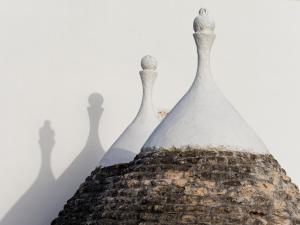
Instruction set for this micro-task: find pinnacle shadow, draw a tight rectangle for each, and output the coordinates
[0,93,106,225]
[54,93,105,211]
[0,120,57,225]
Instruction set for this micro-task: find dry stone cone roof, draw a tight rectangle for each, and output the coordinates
[100,56,160,167]
[51,9,300,225]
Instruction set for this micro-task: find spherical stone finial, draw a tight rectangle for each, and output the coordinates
[141,55,157,70]
[193,8,215,33]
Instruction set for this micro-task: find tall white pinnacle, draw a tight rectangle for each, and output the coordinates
[143,9,269,154]
[100,55,161,167]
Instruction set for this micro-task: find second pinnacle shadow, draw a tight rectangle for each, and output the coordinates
[0,93,106,225]
[55,93,106,211]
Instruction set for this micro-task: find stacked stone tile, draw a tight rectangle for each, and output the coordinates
[52,148,300,225]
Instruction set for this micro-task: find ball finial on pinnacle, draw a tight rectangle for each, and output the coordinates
[193,8,215,33]
[141,55,157,70]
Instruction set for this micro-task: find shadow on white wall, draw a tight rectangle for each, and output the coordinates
[0,93,105,225]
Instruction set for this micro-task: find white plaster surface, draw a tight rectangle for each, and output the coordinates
[143,10,269,154]
[100,56,160,166]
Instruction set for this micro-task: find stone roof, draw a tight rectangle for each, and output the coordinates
[50,9,300,225]
[52,148,300,225]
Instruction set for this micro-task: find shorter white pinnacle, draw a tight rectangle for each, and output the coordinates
[99,55,160,167]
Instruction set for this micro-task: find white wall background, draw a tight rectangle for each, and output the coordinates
[0,0,300,223]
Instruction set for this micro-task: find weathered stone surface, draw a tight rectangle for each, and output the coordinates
[51,148,300,225]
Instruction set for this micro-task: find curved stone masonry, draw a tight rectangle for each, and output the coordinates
[52,148,300,225]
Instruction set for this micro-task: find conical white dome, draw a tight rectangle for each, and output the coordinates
[143,9,269,154]
[100,55,161,167]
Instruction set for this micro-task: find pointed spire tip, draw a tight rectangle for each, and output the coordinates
[199,8,208,16]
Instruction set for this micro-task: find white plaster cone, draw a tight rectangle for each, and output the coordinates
[143,9,269,154]
[100,55,161,167]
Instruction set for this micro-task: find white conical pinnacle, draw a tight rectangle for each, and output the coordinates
[143,9,269,154]
[137,55,158,120]
[100,55,161,167]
